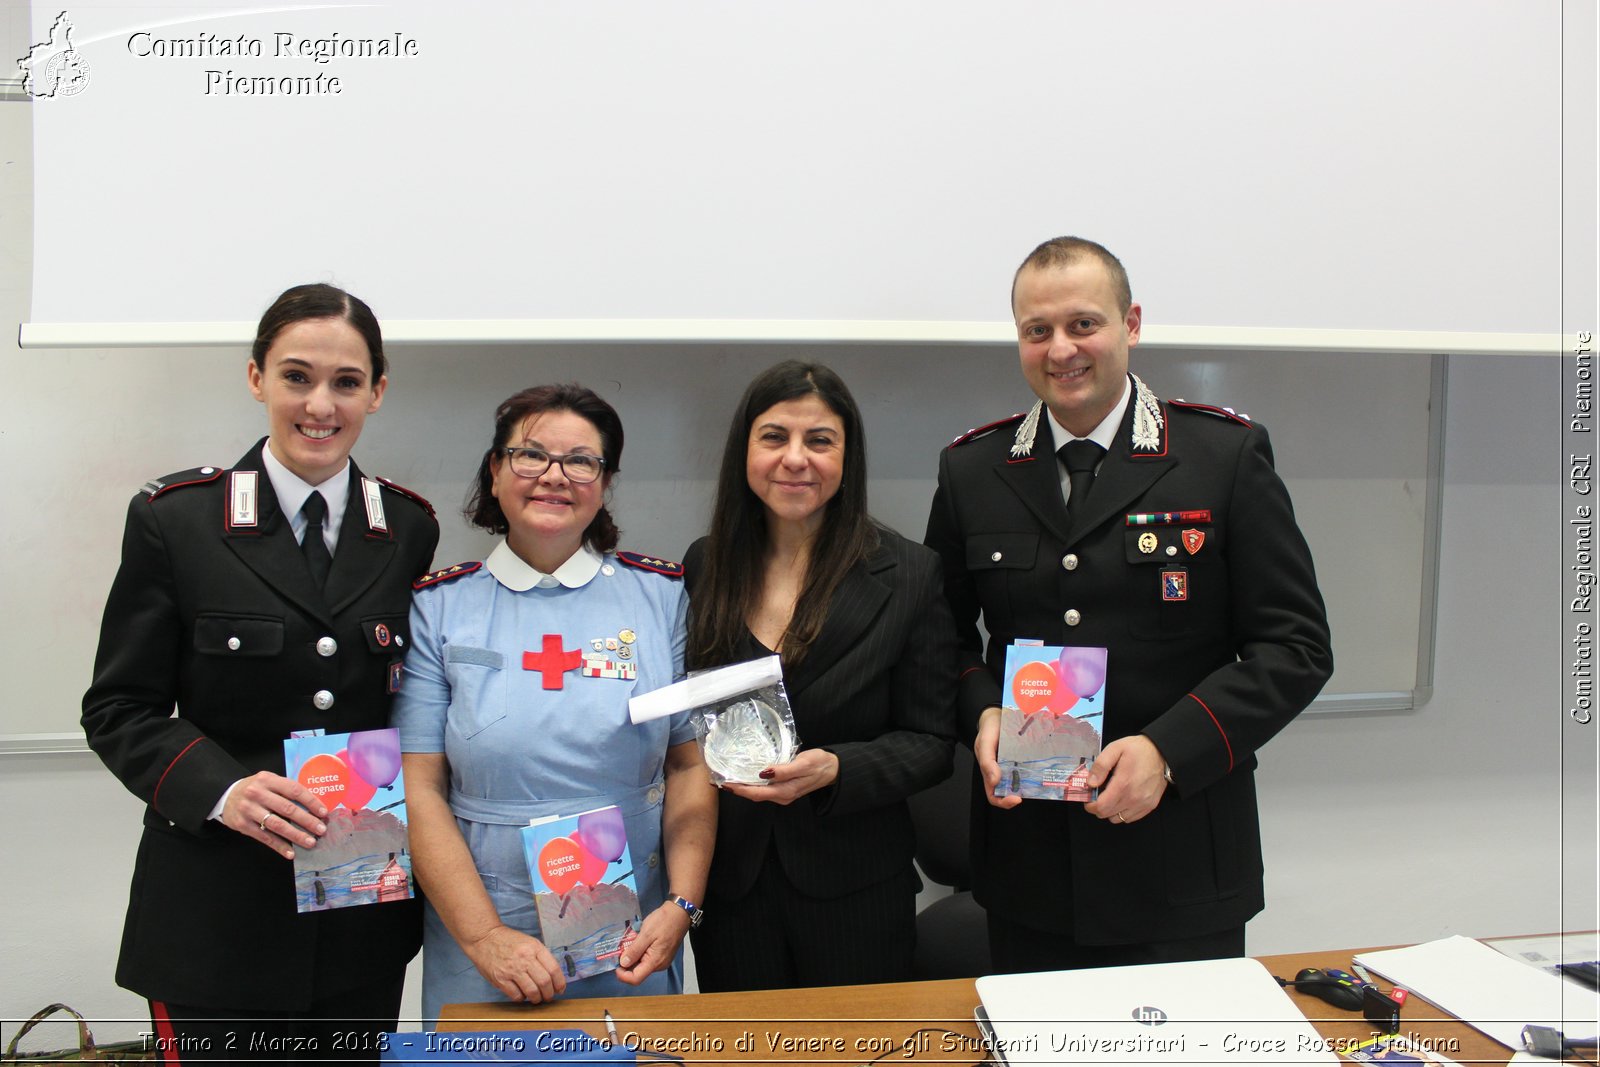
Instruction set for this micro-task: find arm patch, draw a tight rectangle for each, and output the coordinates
[376,475,437,519]
[142,466,223,499]
[413,561,483,589]
[1169,399,1252,426]
[617,551,684,578]
[948,411,1027,448]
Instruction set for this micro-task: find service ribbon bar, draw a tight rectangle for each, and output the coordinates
[1125,510,1213,526]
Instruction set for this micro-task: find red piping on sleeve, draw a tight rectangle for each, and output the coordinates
[152,737,206,814]
[958,666,987,681]
[1186,692,1234,771]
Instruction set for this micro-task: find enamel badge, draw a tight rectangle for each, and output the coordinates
[1162,570,1188,602]
[1182,529,1205,555]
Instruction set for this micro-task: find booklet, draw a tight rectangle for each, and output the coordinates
[993,642,1107,802]
[282,727,412,912]
[1344,1032,1463,1066]
[520,805,642,981]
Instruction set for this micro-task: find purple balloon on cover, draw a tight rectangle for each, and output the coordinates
[347,730,402,788]
[577,807,628,864]
[1058,647,1107,699]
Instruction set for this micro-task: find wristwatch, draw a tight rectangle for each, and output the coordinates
[668,893,704,929]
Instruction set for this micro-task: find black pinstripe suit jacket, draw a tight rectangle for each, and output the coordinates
[684,527,958,900]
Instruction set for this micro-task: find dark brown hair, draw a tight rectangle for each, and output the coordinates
[1012,236,1133,315]
[251,283,385,378]
[687,361,879,670]
[463,383,623,553]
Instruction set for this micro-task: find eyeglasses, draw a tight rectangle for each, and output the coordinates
[499,446,606,484]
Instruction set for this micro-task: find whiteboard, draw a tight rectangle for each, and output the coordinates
[23,0,1561,339]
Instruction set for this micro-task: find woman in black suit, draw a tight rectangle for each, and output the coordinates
[81,284,438,1061]
[684,360,957,991]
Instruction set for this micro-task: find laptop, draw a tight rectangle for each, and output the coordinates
[974,957,1339,1066]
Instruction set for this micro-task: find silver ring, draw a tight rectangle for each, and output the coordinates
[259,813,271,832]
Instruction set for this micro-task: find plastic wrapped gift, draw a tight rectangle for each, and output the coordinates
[629,654,799,785]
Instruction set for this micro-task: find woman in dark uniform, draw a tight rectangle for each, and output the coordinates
[81,284,438,1062]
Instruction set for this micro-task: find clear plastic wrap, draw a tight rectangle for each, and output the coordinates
[628,654,800,786]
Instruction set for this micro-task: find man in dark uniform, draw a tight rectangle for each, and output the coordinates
[923,236,1333,972]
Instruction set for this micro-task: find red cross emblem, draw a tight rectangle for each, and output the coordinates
[522,633,582,689]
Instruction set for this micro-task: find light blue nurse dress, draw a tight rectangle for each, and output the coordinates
[394,541,693,1024]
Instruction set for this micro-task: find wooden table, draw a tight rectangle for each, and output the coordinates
[438,948,1516,1064]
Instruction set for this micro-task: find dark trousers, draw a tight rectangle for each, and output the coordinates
[691,849,919,992]
[985,909,1245,975]
[149,973,404,1065]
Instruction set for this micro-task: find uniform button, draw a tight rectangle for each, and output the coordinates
[227,636,241,651]
[1166,545,1178,557]
[200,467,215,475]
[394,634,405,647]
[1064,609,1082,626]
[316,636,338,657]
[312,689,335,711]
[1062,554,1079,571]
[646,786,662,805]
[990,551,1003,562]
[602,564,616,577]
[647,851,659,868]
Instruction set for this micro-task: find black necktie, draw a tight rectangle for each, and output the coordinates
[1058,439,1106,522]
[300,491,333,588]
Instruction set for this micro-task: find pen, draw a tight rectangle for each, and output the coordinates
[603,1009,619,1047]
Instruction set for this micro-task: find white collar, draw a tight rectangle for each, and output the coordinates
[485,540,604,591]
[260,444,350,542]
[1046,374,1133,454]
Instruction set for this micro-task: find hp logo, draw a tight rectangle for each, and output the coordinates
[1132,1006,1169,1026]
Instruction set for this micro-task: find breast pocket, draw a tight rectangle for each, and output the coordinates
[1124,525,1215,639]
[965,533,1039,621]
[443,645,507,740]
[194,613,284,658]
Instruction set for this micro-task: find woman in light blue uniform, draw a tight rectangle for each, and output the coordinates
[396,384,716,1024]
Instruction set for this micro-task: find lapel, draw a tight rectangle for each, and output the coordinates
[781,548,893,699]
[222,442,335,628]
[993,444,1073,544]
[1067,394,1180,545]
[325,460,398,616]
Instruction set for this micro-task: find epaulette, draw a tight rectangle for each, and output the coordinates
[413,561,482,590]
[948,412,1027,448]
[1170,399,1252,426]
[617,551,684,579]
[375,475,437,519]
[141,465,223,500]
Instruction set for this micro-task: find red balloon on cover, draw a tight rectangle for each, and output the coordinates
[333,749,378,810]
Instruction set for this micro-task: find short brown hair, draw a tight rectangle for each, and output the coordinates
[1012,236,1133,315]
[463,383,623,553]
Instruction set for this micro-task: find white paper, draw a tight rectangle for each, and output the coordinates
[627,655,783,724]
[1354,936,1600,1051]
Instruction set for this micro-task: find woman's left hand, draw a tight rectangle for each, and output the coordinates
[614,900,693,985]
[720,748,839,806]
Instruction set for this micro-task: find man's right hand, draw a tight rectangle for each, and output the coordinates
[975,706,1023,809]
